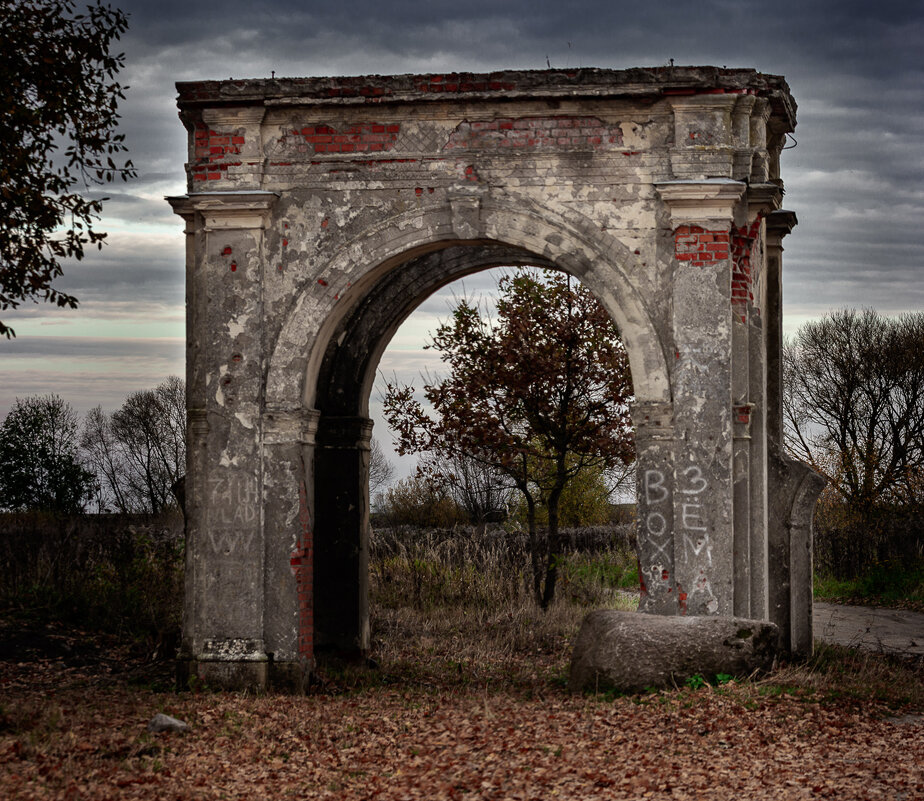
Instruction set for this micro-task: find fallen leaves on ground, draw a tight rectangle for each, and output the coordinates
[1,646,922,800]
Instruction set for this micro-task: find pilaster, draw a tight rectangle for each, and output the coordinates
[168,192,279,686]
[657,180,745,616]
[261,407,320,689]
[764,209,798,447]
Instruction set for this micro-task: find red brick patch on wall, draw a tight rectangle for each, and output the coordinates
[194,123,243,162]
[445,116,623,150]
[731,218,762,306]
[291,481,314,662]
[189,122,246,181]
[284,123,401,154]
[673,225,731,266]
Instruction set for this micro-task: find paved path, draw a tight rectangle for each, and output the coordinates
[814,602,924,657]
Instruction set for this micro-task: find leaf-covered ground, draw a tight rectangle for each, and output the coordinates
[1,615,922,800]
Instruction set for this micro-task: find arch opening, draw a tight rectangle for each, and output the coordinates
[266,191,673,413]
[310,243,639,659]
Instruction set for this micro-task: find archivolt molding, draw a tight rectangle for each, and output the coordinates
[266,187,672,410]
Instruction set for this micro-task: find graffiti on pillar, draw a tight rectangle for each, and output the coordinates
[643,469,671,562]
[208,475,259,527]
[207,528,255,555]
[676,464,720,614]
[639,468,673,600]
[679,465,711,566]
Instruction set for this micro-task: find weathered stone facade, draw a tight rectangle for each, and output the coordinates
[168,67,822,691]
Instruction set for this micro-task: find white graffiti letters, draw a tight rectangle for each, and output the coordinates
[646,511,666,537]
[681,503,707,531]
[644,470,668,504]
[678,464,711,565]
[207,527,255,555]
[208,474,259,530]
[680,465,708,495]
[639,462,715,569]
[641,470,672,572]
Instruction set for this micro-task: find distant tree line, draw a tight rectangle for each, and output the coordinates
[784,308,924,578]
[0,376,185,515]
[5,301,918,593]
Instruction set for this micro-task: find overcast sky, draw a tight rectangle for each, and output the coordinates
[2,0,922,477]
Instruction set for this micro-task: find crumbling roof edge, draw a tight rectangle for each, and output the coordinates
[175,66,796,130]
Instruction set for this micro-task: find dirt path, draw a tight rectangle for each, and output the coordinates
[814,602,924,657]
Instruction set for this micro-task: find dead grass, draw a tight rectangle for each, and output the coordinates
[361,526,924,713]
[361,524,639,692]
[756,641,924,711]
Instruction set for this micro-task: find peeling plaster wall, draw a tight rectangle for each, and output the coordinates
[169,67,818,690]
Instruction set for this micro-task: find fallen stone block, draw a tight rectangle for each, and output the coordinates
[569,610,779,694]
[147,713,190,733]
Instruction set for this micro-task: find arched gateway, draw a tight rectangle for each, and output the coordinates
[168,67,823,691]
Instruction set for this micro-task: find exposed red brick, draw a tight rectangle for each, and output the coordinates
[674,225,733,269]
[734,405,752,424]
[291,481,315,661]
[731,217,763,305]
[282,122,400,154]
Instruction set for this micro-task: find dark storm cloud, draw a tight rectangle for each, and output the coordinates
[29,1,924,322]
[5,0,922,442]
[1,336,183,360]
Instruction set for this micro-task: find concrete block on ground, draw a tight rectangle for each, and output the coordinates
[568,609,779,694]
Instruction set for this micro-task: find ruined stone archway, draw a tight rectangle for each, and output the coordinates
[169,67,823,691]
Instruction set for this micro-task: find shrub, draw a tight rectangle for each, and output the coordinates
[0,511,184,654]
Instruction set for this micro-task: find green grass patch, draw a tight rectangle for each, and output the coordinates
[814,559,924,610]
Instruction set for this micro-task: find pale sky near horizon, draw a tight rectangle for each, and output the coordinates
[2,0,922,480]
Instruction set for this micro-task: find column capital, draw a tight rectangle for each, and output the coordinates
[263,407,320,445]
[316,416,374,450]
[632,400,674,441]
[167,191,279,230]
[746,183,783,222]
[655,179,746,228]
[765,209,798,242]
[166,195,197,229]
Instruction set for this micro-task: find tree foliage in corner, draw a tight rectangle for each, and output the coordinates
[384,268,635,607]
[0,394,94,513]
[0,0,135,338]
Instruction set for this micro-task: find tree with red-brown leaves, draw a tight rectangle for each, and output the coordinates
[384,268,634,607]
